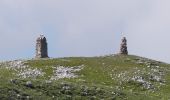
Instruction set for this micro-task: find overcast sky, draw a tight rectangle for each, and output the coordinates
[0,0,170,63]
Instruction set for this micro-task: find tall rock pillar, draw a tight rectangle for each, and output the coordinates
[120,37,128,55]
[35,35,48,58]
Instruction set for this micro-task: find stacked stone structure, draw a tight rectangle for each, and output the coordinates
[35,35,48,58]
[120,37,128,55]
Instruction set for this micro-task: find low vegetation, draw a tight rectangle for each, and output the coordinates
[0,55,170,100]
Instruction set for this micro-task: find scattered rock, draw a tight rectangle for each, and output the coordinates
[50,65,84,80]
[18,68,44,78]
[25,81,34,88]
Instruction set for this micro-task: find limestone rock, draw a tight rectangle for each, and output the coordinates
[120,37,128,55]
[35,35,48,58]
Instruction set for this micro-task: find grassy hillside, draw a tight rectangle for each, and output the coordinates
[0,55,170,100]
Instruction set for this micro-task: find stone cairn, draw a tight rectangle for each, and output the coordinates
[120,37,128,55]
[35,35,48,58]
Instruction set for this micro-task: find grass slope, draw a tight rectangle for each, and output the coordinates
[0,55,170,100]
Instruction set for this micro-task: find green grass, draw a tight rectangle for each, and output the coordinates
[0,55,170,99]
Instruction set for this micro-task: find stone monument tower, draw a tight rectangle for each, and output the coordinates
[35,35,48,58]
[120,37,128,55]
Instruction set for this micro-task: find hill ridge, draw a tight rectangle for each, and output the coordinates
[0,55,170,99]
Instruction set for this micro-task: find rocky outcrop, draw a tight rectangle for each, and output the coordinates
[120,37,128,55]
[35,35,48,58]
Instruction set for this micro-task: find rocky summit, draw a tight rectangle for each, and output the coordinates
[0,55,170,100]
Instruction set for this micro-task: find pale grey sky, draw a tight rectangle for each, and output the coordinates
[0,0,170,63]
